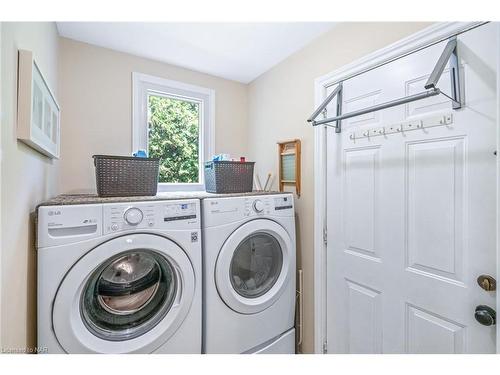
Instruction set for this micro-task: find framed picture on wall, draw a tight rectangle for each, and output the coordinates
[17,49,60,159]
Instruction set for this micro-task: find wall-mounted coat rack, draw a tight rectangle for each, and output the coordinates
[307,37,462,133]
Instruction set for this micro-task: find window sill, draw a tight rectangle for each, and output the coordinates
[157,183,205,192]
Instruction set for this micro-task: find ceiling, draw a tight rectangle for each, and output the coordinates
[56,22,336,83]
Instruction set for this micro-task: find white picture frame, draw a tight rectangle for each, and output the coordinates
[17,49,60,159]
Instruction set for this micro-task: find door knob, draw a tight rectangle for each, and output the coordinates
[477,275,496,291]
[474,305,496,326]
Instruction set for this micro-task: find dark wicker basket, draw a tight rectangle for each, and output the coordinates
[204,161,255,193]
[93,155,159,197]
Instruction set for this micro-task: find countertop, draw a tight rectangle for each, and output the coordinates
[37,190,287,207]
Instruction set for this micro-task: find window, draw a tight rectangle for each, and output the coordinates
[133,73,214,191]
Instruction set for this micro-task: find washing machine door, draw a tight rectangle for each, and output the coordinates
[53,233,195,353]
[215,219,293,314]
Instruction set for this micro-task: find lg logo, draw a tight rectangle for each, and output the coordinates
[48,210,61,216]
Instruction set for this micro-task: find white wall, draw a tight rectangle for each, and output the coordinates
[0,22,59,351]
[247,22,433,353]
[58,38,248,193]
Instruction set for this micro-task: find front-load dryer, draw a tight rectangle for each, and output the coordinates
[202,193,296,353]
[37,199,201,353]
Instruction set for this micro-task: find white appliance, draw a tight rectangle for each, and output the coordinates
[202,193,296,353]
[37,199,202,353]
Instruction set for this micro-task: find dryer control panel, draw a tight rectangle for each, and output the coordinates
[274,196,293,211]
[203,194,294,227]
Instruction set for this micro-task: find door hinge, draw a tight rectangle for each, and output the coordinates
[323,227,327,245]
[322,341,328,354]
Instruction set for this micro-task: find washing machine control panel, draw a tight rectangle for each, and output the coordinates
[163,202,197,222]
[103,200,199,234]
[37,204,103,248]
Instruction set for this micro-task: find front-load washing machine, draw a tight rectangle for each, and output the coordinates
[37,199,201,353]
[202,193,296,353]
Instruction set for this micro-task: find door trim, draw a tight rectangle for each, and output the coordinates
[496,22,500,355]
[313,21,492,354]
[0,21,3,349]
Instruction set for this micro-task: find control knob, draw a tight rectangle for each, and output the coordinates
[253,199,264,213]
[124,207,143,225]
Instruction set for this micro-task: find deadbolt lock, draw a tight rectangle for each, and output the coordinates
[475,305,496,326]
[477,275,496,291]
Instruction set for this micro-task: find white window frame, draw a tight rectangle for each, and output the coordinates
[132,72,215,192]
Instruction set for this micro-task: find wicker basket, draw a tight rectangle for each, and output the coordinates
[204,161,255,193]
[93,155,159,197]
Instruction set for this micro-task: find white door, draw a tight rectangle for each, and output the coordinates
[326,23,498,354]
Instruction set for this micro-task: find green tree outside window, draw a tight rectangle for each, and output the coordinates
[147,94,200,183]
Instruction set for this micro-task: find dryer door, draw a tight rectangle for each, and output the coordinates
[215,219,293,314]
[53,233,195,353]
